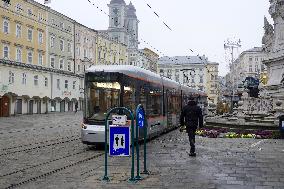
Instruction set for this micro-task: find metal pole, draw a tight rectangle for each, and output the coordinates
[135,105,142,180]
[129,111,136,182]
[103,113,110,182]
[142,116,150,175]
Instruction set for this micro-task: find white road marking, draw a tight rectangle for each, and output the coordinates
[250,139,266,148]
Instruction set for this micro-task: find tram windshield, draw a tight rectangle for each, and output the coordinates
[86,82,120,122]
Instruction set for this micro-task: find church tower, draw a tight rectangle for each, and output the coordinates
[125,2,139,49]
[108,0,128,45]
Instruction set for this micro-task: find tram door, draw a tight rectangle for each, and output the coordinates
[165,90,173,128]
[0,96,9,117]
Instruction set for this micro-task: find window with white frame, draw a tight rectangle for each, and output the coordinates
[16,24,21,38]
[89,49,92,59]
[27,50,33,64]
[22,73,27,85]
[59,59,64,70]
[67,42,71,53]
[27,8,32,17]
[50,56,55,68]
[255,65,259,72]
[60,39,64,51]
[16,47,22,62]
[67,61,71,71]
[67,26,71,32]
[199,76,203,83]
[50,36,55,47]
[73,81,76,89]
[84,49,87,58]
[249,65,253,72]
[38,12,42,21]
[9,71,14,84]
[51,19,55,25]
[65,80,68,89]
[15,3,22,12]
[44,77,48,87]
[3,20,9,34]
[38,32,43,44]
[57,79,60,89]
[3,45,9,58]
[76,47,80,56]
[38,52,43,65]
[60,22,64,29]
[27,28,33,41]
[34,75,38,86]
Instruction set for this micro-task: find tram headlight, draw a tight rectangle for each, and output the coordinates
[81,123,87,129]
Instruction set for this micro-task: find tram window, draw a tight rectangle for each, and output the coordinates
[139,87,147,112]
[146,85,163,117]
[86,82,120,121]
[123,83,135,112]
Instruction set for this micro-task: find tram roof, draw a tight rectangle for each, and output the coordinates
[87,65,163,83]
[86,65,206,96]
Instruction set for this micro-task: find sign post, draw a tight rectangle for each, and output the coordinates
[135,104,150,178]
[102,107,136,182]
[135,104,144,180]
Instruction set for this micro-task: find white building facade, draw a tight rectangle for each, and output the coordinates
[158,56,219,103]
[229,47,267,90]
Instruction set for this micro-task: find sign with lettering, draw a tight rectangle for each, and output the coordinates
[112,115,127,125]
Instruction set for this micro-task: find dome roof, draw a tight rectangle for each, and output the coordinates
[110,0,126,5]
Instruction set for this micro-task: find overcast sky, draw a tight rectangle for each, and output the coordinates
[35,0,271,76]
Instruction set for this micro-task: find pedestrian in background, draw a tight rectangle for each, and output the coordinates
[180,97,203,156]
[75,102,78,113]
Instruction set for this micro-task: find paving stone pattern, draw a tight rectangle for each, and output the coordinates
[0,113,284,189]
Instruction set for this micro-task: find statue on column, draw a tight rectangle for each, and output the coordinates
[262,16,274,53]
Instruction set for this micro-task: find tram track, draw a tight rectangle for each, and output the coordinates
[4,152,105,189]
[0,148,91,178]
[0,135,81,157]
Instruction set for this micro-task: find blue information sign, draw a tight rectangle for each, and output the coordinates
[109,125,130,156]
[137,108,145,128]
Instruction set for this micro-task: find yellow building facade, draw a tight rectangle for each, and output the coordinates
[205,62,219,104]
[96,33,128,65]
[0,0,47,66]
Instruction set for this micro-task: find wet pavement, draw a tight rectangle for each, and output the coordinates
[0,113,284,189]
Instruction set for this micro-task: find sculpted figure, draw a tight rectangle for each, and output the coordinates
[262,17,274,52]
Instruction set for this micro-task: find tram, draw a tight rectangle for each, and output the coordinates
[81,65,207,146]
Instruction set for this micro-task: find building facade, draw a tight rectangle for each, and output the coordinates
[229,47,268,91]
[75,23,97,73]
[158,56,219,104]
[0,0,83,117]
[96,32,128,66]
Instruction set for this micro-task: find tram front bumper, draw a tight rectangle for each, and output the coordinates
[81,125,105,144]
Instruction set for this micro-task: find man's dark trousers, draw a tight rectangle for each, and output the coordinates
[188,128,196,153]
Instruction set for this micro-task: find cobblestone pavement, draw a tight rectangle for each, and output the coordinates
[0,113,284,189]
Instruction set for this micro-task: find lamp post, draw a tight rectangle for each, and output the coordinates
[224,39,241,113]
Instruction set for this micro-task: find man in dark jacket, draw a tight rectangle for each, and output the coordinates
[180,97,203,156]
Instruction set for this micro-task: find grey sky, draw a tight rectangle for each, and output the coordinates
[36,0,271,76]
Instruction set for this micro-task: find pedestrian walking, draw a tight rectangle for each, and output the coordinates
[180,97,203,157]
[75,102,78,113]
